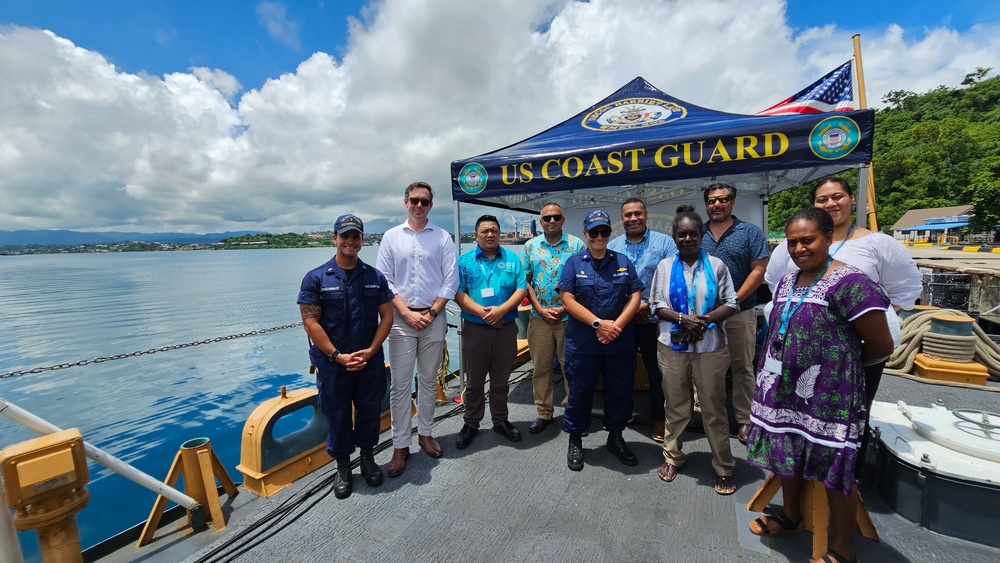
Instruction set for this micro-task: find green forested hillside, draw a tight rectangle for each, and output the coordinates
[767,70,1000,233]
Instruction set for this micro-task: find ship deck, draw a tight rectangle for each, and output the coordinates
[96,359,1000,563]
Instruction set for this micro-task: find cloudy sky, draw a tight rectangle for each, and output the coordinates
[1,0,997,234]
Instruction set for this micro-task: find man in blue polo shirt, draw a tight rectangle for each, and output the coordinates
[701,182,769,444]
[454,214,528,450]
[297,214,394,500]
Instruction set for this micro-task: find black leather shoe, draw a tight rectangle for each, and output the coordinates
[333,457,353,499]
[456,424,478,449]
[359,449,382,487]
[493,420,522,442]
[567,434,584,471]
[529,417,553,434]
[606,431,638,466]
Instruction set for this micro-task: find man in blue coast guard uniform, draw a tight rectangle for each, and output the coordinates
[297,214,394,500]
[558,210,643,471]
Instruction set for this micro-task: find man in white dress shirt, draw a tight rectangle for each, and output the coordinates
[375,181,459,478]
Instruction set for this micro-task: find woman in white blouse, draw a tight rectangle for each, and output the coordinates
[765,177,921,474]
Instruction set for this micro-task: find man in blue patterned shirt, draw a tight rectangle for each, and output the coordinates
[701,182,769,445]
[608,197,677,442]
[521,202,585,433]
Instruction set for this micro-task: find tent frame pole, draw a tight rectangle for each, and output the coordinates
[853,34,879,231]
[453,201,465,396]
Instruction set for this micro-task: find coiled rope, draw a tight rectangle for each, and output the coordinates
[885,308,1000,389]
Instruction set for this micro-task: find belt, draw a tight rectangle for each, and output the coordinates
[409,307,430,312]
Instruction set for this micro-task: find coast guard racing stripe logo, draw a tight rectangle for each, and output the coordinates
[458,162,488,195]
[809,116,860,160]
[582,97,687,131]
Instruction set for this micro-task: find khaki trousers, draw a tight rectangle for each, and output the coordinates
[725,308,757,425]
[526,317,569,420]
[657,343,735,476]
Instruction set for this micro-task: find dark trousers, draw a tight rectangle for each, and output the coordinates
[856,359,887,478]
[563,348,636,434]
[316,351,387,459]
[462,320,518,428]
[635,322,665,421]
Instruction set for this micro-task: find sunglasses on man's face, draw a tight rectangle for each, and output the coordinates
[541,214,563,222]
[409,197,432,207]
[587,227,612,239]
[706,195,733,205]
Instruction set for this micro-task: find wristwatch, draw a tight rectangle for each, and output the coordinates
[591,318,601,329]
[327,350,340,363]
[428,308,438,318]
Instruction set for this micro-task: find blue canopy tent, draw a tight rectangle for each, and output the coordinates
[450,77,874,231]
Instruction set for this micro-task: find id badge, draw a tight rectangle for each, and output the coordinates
[763,354,782,375]
[481,287,495,298]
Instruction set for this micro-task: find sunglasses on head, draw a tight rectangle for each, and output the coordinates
[587,227,612,239]
[409,197,432,207]
[706,195,733,205]
[541,214,563,222]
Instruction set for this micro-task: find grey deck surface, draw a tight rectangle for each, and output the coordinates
[105,363,1000,563]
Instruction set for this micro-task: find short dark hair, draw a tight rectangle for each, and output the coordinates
[786,207,834,234]
[405,181,434,200]
[672,204,705,237]
[475,214,500,231]
[621,197,646,211]
[809,177,852,202]
[703,182,736,202]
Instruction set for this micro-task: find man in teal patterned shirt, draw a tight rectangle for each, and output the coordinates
[520,202,585,433]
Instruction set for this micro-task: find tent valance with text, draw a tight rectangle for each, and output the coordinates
[451,77,873,208]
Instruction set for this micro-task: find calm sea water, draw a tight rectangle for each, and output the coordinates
[0,245,487,560]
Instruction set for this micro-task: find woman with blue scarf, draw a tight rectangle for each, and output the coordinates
[650,204,740,495]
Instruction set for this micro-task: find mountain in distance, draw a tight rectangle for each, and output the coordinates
[0,229,266,246]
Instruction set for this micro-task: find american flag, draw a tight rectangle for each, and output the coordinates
[757,61,857,116]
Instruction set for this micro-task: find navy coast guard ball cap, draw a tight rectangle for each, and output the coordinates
[583,209,612,230]
[335,214,364,235]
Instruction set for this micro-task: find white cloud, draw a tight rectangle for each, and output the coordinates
[0,0,998,233]
[256,1,302,50]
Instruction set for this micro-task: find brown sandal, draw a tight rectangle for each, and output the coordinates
[714,475,736,495]
[657,462,679,482]
[749,511,802,535]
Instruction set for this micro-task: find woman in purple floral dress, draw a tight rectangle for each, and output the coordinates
[746,208,892,563]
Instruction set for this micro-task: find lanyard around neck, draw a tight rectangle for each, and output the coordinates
[830,223,854,257]
[778,257,831,338]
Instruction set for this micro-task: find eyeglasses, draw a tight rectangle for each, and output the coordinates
[408,197,432,207]
[706,195,733,205]
[587,227,612,239]
[541,214,563,222]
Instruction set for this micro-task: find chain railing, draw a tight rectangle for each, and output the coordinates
[0,322,303,381]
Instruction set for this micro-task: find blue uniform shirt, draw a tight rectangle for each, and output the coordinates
[701,216,769,311]
[557,249,643,355]
[297,258,394,367]
[608,228,677,321]
[457,245,528,325]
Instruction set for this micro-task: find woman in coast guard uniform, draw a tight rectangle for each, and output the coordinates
[558,210,643,471]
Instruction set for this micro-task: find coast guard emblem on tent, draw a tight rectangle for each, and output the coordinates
[809,116,860,160]
[582,97,687,131]
[458,162,488,195]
